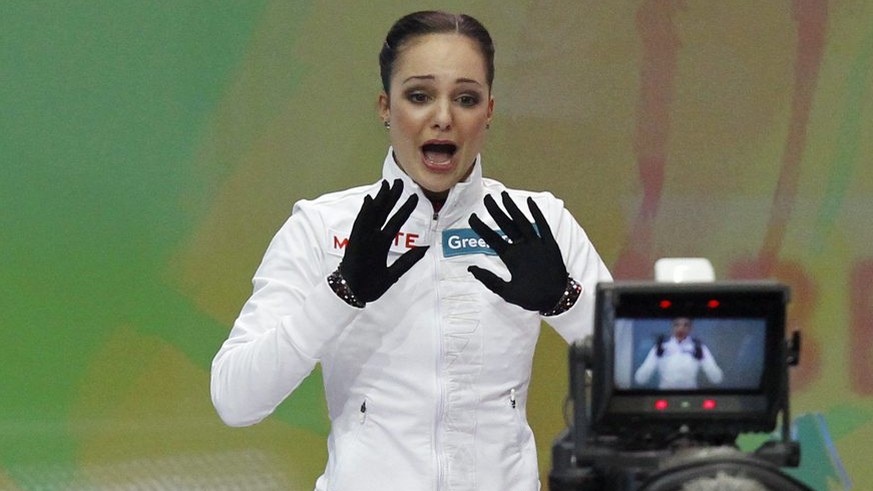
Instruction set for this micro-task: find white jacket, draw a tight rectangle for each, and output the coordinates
[211,150,612,491]
[634,337,724,389]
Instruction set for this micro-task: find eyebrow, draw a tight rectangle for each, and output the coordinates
[401,75,483,86]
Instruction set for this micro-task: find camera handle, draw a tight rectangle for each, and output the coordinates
[756,330,802,467]
[570,336,593,463]
[550,336,619,490]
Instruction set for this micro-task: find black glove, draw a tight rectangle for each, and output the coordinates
[339,179,429,304]
[467,192,568,312]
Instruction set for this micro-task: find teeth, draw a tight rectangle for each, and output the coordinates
[424,145,454,165]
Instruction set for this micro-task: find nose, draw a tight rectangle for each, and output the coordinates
[431,99,452,130]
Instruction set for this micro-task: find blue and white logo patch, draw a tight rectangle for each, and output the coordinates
[442,227,500,257]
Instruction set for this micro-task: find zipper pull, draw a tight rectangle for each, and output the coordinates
[360,400,367,423]
[510,389,517,409]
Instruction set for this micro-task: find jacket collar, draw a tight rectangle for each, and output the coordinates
[381,147,485,228]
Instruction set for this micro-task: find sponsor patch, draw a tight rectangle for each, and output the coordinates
[441,223,538,258]
[442,227,499,257]
[328,228,423,257]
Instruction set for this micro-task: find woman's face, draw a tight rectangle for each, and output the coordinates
[379,33,494,200]
[672,318,693,341]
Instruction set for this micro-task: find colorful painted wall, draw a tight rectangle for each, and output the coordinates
[2,1,871,489]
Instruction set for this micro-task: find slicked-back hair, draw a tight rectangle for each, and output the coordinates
[379,11,495,93]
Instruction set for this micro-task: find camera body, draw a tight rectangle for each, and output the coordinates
[550,281,810,491]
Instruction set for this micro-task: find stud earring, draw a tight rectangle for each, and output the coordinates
[384,121,391,130]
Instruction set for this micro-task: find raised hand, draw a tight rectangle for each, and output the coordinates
[467,192,568,312]
[339,179,428,305]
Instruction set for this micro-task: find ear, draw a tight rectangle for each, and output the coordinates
[377,91,390,124]
[486,95,495,127]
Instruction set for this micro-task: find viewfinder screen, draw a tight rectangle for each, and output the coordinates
[613,317,766,392]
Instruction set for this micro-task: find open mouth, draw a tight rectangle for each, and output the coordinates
[421,142,457,166]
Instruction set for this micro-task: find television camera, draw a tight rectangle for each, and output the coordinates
[549,281,813,490]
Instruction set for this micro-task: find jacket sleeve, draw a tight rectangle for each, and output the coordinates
[699,345,724,384]
[210,201,360,427]
[539,196,613,344]
[634,347,659,385]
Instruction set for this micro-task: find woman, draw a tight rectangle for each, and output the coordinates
[211,11,612,491]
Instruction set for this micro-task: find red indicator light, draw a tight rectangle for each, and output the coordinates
[702,399,717,410]
[654,400,669,411]
[707,299,720,308]
[659,300,672,309]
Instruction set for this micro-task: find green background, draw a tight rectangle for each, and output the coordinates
[2,1,871,489]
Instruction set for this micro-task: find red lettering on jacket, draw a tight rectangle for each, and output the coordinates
[333,232,418,250]
[405,233,419,248]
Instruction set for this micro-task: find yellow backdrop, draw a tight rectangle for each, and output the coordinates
[2,1,870,489]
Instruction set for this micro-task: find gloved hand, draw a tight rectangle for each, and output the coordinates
[339,179,428,304]
[467,192,568,312]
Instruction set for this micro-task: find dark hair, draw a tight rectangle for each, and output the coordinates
[379,11,495,93]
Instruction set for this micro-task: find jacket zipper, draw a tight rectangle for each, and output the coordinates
[431,210,445,491]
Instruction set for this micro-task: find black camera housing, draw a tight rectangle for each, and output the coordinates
[590,281,789,443]
[549,280,808,491]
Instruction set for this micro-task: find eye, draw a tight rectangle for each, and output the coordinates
[407,92,430,104]
[456,94,480,107]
